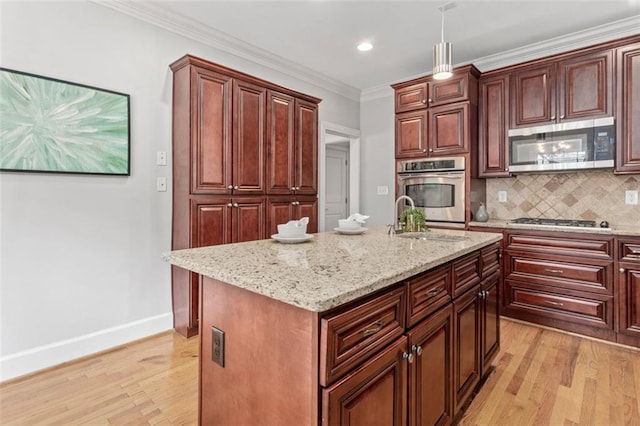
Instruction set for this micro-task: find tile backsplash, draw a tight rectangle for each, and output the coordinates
[485,170,640,227]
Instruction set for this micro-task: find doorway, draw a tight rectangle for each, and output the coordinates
[319,122,360,232]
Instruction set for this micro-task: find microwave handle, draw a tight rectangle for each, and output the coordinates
[398,174,464,180]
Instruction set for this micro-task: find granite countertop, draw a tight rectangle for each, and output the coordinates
[469,219,640,236]
[164,227,502,313]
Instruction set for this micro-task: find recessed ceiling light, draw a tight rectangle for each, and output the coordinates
[357,42,373,52]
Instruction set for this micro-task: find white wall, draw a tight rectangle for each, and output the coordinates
[0,1,359,381]
[360,93,395,226]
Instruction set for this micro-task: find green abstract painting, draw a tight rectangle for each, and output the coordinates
[0,68,130,175]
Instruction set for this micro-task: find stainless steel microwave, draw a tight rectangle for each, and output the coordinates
[508,117,615,173]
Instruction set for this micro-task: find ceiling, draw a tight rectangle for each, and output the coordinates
[123,1,639,93]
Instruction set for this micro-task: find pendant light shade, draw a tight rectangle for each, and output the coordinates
[433,42,452,80]
[433,2,454,80]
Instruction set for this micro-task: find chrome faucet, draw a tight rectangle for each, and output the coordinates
[389,195,415,235]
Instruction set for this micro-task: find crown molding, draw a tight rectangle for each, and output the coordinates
[92,0,362,102]
[472,14,640,72]
[361,14,640,102]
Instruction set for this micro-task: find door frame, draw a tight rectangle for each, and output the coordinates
[319,121,360,232]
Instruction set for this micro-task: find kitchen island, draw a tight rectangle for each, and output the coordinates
[166,227,503,425]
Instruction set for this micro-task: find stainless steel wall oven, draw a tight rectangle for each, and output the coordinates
[397,157,466,227]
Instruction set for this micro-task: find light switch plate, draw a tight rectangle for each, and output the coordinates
[377,186,388,195]
[156,177,167,192]
[157,151,167,166]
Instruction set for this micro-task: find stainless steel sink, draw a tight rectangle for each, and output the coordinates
[396,232,468,242]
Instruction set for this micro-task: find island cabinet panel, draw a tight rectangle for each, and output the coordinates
[616,42,640,173]
[477,73,510,177]
[319,287,407,387]
[171,54,320,337]
[617,238,640,346]
[479,271,500,378]
[322,336,408,426]
[200,277,320,426]
[452,285,481,418]
[407,304,454,426]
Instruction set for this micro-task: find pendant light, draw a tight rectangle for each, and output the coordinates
[433,2,454,80]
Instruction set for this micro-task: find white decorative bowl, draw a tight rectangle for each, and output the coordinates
[278,223,307,238]
[338,219,361,230]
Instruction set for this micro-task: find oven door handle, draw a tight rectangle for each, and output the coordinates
[398,174,464,180]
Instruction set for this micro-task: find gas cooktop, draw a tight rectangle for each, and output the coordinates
[511,218,597,228]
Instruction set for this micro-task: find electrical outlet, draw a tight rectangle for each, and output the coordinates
[211,326,225,367]
[156,177,167,192]
[157,151,167,166]
[498,190,507,203]
[626,190,638,205]
[377,186,388,195]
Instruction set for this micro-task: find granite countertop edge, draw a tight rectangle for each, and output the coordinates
[164,227,503,313]
[469,219,640,236]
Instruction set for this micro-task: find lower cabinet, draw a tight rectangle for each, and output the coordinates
[618,237,640,346]
[479,271,500,377]
[267,196,318,235]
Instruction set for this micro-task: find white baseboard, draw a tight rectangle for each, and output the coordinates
[0,312,174,382]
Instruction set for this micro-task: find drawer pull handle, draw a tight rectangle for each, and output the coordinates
[545,268,564,274]
[426,287,444,298]
[544,300,564,307]
[403,352,414,364]
[362,320,384,337]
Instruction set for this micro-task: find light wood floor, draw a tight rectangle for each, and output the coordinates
[1,319,638,425]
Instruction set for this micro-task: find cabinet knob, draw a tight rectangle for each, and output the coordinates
[560,115,565,119]
[234,185,239,190]
[227,185,233,190]
[551,115,556,120]
[403,352,414,364]
[428,98,432,103]
[233,203,239,207]
[429,148,433,152]
[411,344,423,356]
[291,187,296,191]
[620,268,626,273]
[421,99,426,104]
[295,186,300,191]
[227,203,233,207]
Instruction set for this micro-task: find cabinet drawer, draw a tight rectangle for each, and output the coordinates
[407,265,452,327]
[506,232,613,260]
[506,255,613,294]
[319,287,406,387]
[619,239,640,264]
[505,281,613,329]
[480,243,500,278]
[452,251,481,298]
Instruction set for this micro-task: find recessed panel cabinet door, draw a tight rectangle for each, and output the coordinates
[296,196,318,233]
[191,197,232,247]
[619,268,640,339]
[480,273,500,378]
[429,102,470,156]
[295,99,318,195]
[266,91,295,194]
[478,74,510,177]
[233,80,266,193]
[395,110,428,158]
[453,286,481,416]
[322,336,408,426]
[511,64,556,128]
[232,198,266,243]
[616,43,640,173]
[267,197,295,236]
[407,304,453,426]
[191,68,232,194]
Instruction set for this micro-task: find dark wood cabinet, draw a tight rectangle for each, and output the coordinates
[322,336,408,426]
[479,271,499,378]
[615,42,640,173]
[171,55,320,337]
[478,73,510,177]
[510,49,612,128]
[267,196,318,236]
[618,238,640,346]
[452,285,481,418]
[407,304,453,426]
[393,65,479,159]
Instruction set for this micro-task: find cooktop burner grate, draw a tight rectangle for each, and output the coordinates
[511,218,597,227]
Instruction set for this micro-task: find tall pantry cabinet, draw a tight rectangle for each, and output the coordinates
[170,55,320,337]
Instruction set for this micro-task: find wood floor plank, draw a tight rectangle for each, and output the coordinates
[1,320,638,425]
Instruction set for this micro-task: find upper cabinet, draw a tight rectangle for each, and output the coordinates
[510,49,613,128]
[615,42,640,174]
[478,73,510,177]
[392,65,479,159]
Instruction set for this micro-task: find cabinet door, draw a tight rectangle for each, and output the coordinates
[616,43,640,173]
[558,50,612,121]
[233,80,266,194]
[453,286,481,416]
[407,305,453,426]
[296,196,318,233]
[322,336,408,426]
[191,197,232,247]
[510,64,556,128]
[395,110,428,158]
[232,197,266,243]
[267,197,295,236]
[428,102,470,156]
[429,73,471,107]
[295,99,318,195]
[480,272,500,378]
[478,74,510,177]
[619,267,640,339]
[191,67,233,194]
[266,91,295,194]
[395,81,429,113]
